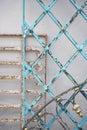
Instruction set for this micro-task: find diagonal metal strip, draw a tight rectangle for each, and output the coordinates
[23,41,87,113]
[32,35,87,89]
[47,81,87,128]
[24,1,87,71]
[23,80,87,129]
[23,0,58,37]
[37,0,87,60]
[24,61,55,99]
[22,0,87,129]
[25,0,87,37]
[23,101,47,129]
[23,36,87,117]
[75,116,87,130]
[69,0,87,20]
[31,30,87,85]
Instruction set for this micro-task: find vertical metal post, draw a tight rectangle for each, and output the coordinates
[22,0,26,127]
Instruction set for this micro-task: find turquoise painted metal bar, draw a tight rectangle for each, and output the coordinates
[23,43,87,128]
[69,0,87,20]
[47,81,87,128]
[75,116,87,130]
[22,0,26,126]
[24,0,58,37]
[37,0,87,60]
[22,0,87,129]
[37,41,86,93]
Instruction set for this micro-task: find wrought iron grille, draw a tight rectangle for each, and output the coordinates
[22,0,87,130]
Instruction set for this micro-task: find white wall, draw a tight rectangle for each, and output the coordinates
[0,0,87,130]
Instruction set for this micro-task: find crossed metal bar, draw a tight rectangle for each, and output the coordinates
[22,80,87,130]
[22,0,87,129]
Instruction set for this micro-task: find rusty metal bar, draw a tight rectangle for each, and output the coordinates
[26,90,40,95]
[0,90,20,94]
[0,75,35,80]
[0,34,46,37]
[0,76,20,80]
[0,47,21,51]
[0,89,40,95]
[0,47,41,53]
[0,61,42,72]
[0,104,20,109]
[0,61,20,65]
[0,119,20,122]
[0,33,46,129]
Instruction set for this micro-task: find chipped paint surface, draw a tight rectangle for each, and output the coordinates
[0,0,87,130]
[22,0,87,130]
[0,34,46,130]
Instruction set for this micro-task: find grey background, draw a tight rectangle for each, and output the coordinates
[0,0,87,130]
